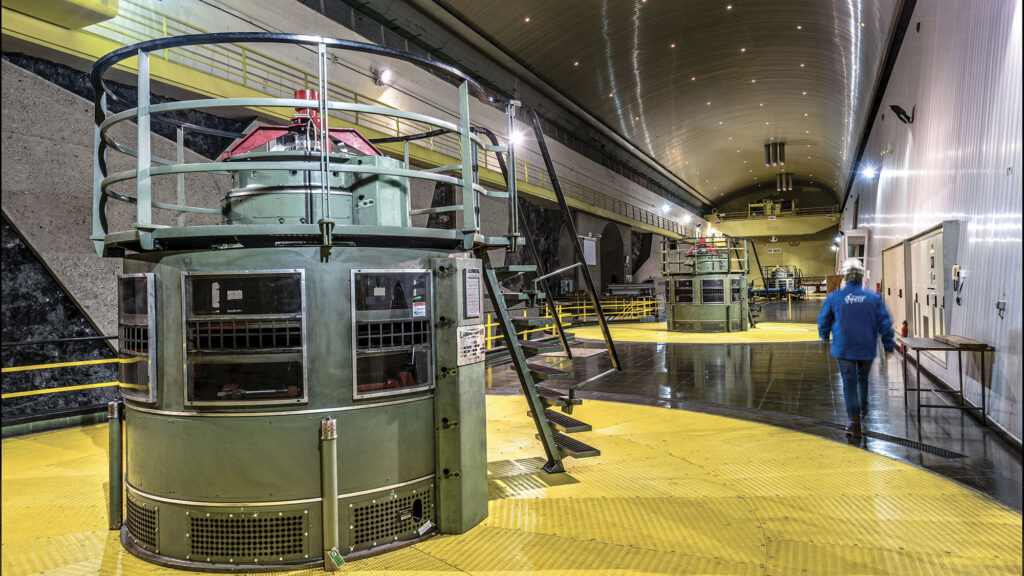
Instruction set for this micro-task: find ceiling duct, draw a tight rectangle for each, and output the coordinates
[776,172,794,191]
[765,142,786,167]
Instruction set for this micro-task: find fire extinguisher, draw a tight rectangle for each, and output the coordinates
[899,321,908,352]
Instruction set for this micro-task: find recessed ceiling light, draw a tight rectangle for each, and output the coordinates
[609,93,614,97]
[719,121,724,125]
[727,4,732,9]
[759,103,764,107]
[737,149,741,153]
[707,101,712,106]
[573,61,579,66]
[800,63,805,67]
[804,113,809,117]
[805,130,810,133]
[671,43,677,48]
[797,25,803,30]
[740,47,747,52]
[728,137,733,140]
[751,79,756,83]
[802,91,807,95]
[765,122,769,125]
[524,16,531,22]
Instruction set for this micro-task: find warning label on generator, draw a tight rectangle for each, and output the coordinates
[457,325,486,366]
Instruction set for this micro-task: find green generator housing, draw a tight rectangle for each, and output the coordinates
[663,238,752,333]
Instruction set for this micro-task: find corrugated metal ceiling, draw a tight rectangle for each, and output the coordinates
[436,0,901,206]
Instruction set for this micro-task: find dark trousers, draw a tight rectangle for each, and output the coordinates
[837,358,873,422]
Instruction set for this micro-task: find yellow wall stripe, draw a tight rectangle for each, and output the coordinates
[2,381,121,399]
[1,357,146,373]
[2,358,121,373]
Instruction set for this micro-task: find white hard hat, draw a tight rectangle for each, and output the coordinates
[841,258,865,274]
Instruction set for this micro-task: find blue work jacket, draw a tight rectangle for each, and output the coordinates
[817,281,896,360]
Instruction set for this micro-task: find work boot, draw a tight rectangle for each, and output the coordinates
[845,421,861,438]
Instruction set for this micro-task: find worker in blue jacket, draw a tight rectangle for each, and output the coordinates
[817,258,896,437]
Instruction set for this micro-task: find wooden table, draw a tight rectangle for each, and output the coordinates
[896,335,993,428]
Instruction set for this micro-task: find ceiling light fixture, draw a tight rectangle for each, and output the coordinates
[740,47,747,52]
[671,43,677,48]
[797,25,803,30]
[524,16,531,22]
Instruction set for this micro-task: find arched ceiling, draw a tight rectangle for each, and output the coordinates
[433,0,901,208]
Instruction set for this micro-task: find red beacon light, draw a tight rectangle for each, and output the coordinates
[221,89,383,159]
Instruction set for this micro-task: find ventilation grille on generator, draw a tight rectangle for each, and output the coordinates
[189,514,306,561]
[126,497,158,550]
[674,280,693,303]
[351,489,434,547]
[120,325,150,354]
[731,279,742,302]
[702,321,727,332]
[674,321,696,331]
[701,279,725,303]
[188,319,302,351]
[357,320,431,350]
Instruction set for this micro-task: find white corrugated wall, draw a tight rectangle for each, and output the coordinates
[842,0,1022,441]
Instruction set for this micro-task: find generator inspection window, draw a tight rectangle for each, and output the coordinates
[183,270,306,405]
[352,270,433,399]
[118,273,157,402]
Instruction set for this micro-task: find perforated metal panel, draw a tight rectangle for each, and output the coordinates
[701,321,726,333]
[350,488,434,549]
[126,497,158,551]
[189,513,306,562]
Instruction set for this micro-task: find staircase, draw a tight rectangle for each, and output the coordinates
[473,112,621,474]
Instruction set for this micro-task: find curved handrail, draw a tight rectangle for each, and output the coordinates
[90,33,492,129]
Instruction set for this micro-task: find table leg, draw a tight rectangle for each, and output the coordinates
[916,350,922,430]
[958,350,964,406]
[902,344,908,409]
[981,350,987,426]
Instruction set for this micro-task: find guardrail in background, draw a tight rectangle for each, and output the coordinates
[90,0,687,237]
[715,205,840,221]
[483,297,658,349]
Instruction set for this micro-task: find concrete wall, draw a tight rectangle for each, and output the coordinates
[1,60,227,336]
[746,226,840,286]
[840,0,1022,440]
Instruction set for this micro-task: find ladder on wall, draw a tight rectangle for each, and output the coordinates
[473,108,621,474]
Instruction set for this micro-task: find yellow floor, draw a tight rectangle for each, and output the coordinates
[3,397,1020,575]
[572,321,821,343]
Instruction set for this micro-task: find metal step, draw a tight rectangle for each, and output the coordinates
[533,431,600,458]
[511,315,555,328]
[528,363,573,382]
[493,265,536,281]
[543,409,591,433]
[502,292,530,307]
[536,386,583,411]
[519,339,563,357]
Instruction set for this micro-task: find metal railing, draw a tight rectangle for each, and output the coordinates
[483,297,657,350]
[86,0,686,237]
[661,236,751,276]
[91,33,510,252]
[715,204,840,221]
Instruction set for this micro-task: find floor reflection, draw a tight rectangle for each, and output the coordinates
[485,312,1023,511]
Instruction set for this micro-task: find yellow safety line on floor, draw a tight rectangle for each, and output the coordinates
[1,381,120,399]
[2,396,1019,576]
[1,358,126,373]
[571,321,822,344]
